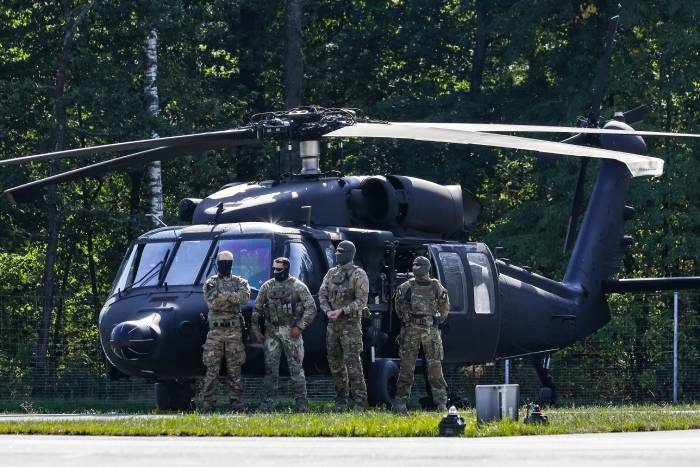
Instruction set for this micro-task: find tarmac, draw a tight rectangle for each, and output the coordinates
[1,430,698,466]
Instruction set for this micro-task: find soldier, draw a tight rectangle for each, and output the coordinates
[201,250,251,413]
[391,255,450,413]
[251,257,317,412]
[319,240,369,411]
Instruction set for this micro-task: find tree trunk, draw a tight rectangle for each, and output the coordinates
[283,0,304,176]
[469,0,488,100]
[144,28,163,222]
[35,2,93,370]
[284,0,304,108]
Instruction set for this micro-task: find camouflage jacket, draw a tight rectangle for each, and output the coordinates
[394,278,449,324]
[251,276,317,334]
[318,262,369,320]
[203,274,251,322]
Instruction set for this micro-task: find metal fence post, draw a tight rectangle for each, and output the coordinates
[504,359,510,385]
[673,291,679,404]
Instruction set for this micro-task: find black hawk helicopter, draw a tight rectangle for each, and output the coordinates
[3,16,700,410]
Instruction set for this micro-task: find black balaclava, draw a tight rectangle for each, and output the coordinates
[217,250,233,277]
[273,257,290,282]
[335,240,356,265]
[412,256,431,284]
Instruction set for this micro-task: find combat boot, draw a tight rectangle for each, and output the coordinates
[391,400,408,414]
[295,397,309,413]
[230,399,245,412]
[201,402,215,414]
[331,397,348,412]
[352,399,368,411]
[257,398,274,412]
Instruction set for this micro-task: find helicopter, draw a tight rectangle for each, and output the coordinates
[3,17,700,410]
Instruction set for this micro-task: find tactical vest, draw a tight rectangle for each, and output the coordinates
[264,278,300,326]
[327,266,359,308]
[405,279,440,317]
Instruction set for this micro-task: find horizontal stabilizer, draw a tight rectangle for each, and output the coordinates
[603,277,700,293]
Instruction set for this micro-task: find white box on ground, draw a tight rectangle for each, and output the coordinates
[475,384,520,423]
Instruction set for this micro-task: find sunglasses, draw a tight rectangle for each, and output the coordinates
[272,267,285,272]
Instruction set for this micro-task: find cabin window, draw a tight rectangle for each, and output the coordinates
[202,238,272,290]
[164,240,212,285]
[111,245,137,295]
[285,242,314,285]
[130,241,174,288]
[467,253,495,314]
[437,251,467,313]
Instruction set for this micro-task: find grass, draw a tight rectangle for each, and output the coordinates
[2,404,700,437]
[0,398,154,414]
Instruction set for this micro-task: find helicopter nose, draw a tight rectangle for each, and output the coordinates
[109,321,158,360]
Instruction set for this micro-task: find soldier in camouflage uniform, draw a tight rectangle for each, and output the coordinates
[392,256,450,413]
[200,250,251,413]
[251,257,317,412]
[319,240,369,411]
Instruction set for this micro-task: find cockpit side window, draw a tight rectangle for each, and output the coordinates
[467,252,495,314]
[111,245,137,295]
[164,240,212,285]
[437,251,467,313]
[286,242,309,282]
[201,237,272,290]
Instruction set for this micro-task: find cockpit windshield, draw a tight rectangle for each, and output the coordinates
[201,237,272,290]
[110,236,273,296]
[164,239,212,285]
[130,242,173,288]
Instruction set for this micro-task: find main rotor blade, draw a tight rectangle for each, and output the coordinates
[390,122,700,139]
[0,128,255,167]
[326,122,664,177]
[588,15,620,123]
[4,136,256,203]
[562,159,590,254]
[622,105,649,125]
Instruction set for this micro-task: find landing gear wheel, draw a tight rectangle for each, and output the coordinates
[538,387,554,407]
[367,358,399,408]
[155,381,195,411]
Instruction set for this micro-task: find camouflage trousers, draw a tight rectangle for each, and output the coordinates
[201,327,246,406]
[326,319,367,404]
[394,324,447,406]
[263,325,307,402]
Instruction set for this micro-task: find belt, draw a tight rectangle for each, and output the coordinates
[408,315,435,326]
[211,320,237,328]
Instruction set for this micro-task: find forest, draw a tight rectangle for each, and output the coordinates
[0,0,699,403]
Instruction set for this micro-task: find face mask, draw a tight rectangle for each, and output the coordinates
[412,256,431,278]
[335,240,356,265]
[273,267,289,282]
[336,250,353,265]
[217,260,233,277]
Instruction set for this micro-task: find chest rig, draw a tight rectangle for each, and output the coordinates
[328,266,357,307]
[405,279,440,317]
[265,279,297,326]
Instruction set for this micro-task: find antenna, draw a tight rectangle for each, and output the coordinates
[146,213,168,228]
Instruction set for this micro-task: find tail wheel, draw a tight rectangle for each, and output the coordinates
[367,358,399,407]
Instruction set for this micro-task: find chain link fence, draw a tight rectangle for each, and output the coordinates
[1,291,699,410]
